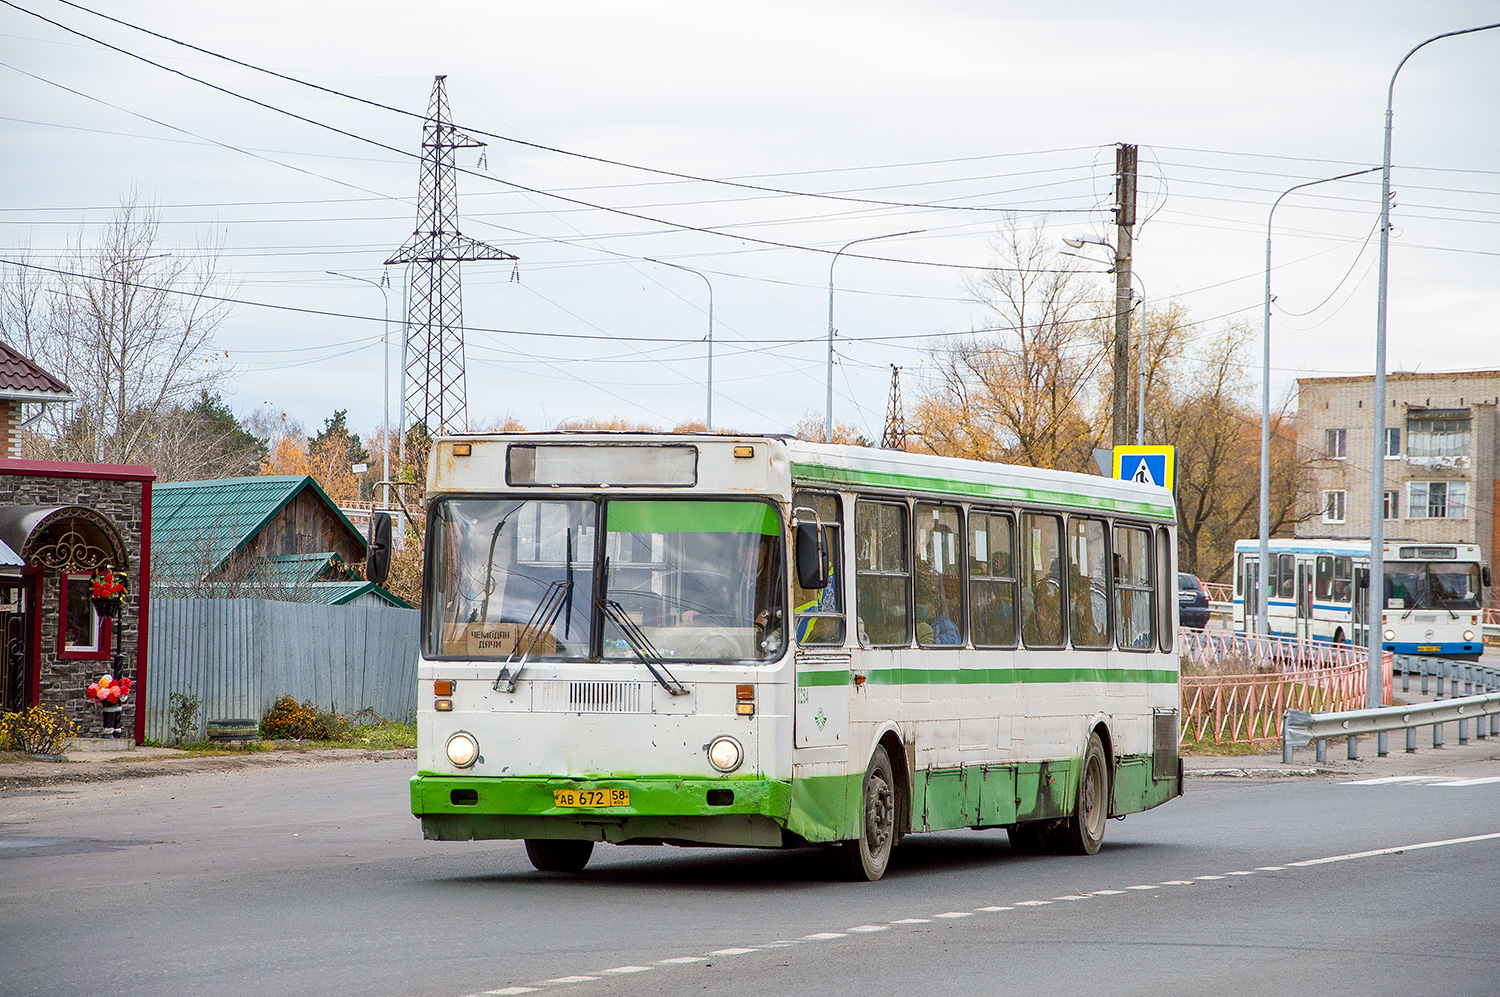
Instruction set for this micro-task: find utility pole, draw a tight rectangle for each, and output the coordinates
[386,76,516,436]
[1112,143,1137,447]
[880,365,907,450]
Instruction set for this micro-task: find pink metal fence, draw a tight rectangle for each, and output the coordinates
[1201,581,1232,603]
[1179,630,1393,745]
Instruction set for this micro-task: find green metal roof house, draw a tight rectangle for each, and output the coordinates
[150,475,409,608]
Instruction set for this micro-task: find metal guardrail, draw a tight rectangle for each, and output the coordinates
[1281,653,1500,763]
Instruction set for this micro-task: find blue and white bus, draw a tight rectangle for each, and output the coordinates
[1232,538,1486,660]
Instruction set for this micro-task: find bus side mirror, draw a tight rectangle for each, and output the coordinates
[1484,566,1492,588]
[795,521,828,591]
[367,511,393,586]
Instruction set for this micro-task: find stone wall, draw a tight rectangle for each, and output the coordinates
[0,470,148,736]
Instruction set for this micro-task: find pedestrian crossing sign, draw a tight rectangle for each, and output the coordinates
[1112,445,1176,492]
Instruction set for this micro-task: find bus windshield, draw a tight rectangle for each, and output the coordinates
[1384,562,1482,612]
[426,497,785,663]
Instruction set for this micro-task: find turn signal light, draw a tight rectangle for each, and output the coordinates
[736,703,755,716]
[435,699,453,712]
[434,680,454,696]
[733,446,754,458]
[736,684,754,700]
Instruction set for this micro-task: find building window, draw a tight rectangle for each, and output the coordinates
[1324,428,1347,459]
[1323,490,1346,524]
[1407,416,1469,458]
[1408,480,1468,519]
[1383,489,1399,520]
[1385,427,1401,458]
[59,573,112,659]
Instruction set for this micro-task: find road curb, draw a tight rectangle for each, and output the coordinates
[0,747,415,791]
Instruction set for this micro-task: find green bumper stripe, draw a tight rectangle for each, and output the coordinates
[607,499,781,536]
[790,462,1174,521]
[796,666,1177,687]
[411,773,792,821]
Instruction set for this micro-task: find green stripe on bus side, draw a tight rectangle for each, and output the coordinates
[606,499,781,535]
[789,461,1174,521]
[795,666,1177,687]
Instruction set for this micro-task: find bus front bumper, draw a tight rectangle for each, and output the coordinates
[411,774,794,848]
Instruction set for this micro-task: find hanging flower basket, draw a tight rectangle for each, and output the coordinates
[89,566,127,619]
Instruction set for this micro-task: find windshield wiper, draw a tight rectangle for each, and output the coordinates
[599,599,689,696]
[1425,568,1459,619]
[493,578,571,693]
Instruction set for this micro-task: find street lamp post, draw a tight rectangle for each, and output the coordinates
[826,230,924,443]
[1063,234,1148,443]
[1369,23,1499,715]
[1257,169,1379,637]
[647,259,715,431]
[328,270,391,511]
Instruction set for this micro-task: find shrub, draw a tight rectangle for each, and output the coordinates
[260,695,352,741]
[169,692,202,745]
[1,705,79,755]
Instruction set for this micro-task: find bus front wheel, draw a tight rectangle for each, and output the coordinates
[524,838,594,873]
[1056,733,1109,856]
[839,744,898,881]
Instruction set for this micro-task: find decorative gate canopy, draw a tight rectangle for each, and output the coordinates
[0,505,129,573]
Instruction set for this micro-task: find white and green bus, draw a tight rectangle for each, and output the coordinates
[411,434,1183,880]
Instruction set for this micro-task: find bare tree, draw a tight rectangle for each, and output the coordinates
[911,217,1109,472]
[15,192,236,465]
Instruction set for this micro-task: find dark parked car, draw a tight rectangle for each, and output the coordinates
[1178,572,1210,629]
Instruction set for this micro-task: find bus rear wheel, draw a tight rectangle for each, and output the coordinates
[839,744,898,881]
[1056,733,1109,856]
[524,838,594,872]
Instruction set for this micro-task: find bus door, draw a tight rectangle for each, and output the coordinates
[1352,567,1369,647]
[1242,558,1260,634]
[1296,561,1314,641]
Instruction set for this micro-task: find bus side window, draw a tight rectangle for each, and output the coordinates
[915,503,964,647]
[1021,513,1065,648]
[1315,556,1333,601]
[855,499,911,646]
[1277,554,1295,600]
[970,510,1017,648]
[1332,556,1352,603]
[1115,525,1153,651]
[1157,528,1174,653]
[1068,517,1110,649]
[792,491,846,645]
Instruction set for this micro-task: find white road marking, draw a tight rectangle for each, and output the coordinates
[1342,776,1431,785]
[1286,830,1500,867]
[461,831,1500,997]
[1436,776,1500,787]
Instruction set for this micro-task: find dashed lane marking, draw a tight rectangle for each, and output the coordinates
[462,831,1500,997]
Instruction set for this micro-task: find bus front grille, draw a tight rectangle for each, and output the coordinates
[534,680,647,714]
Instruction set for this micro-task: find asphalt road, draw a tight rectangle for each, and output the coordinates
[2,757,1497,997]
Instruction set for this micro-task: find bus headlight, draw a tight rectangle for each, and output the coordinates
[1464,630,1475,641]
[446,731,479,768]
[1383,629,1396,641]
[707,735,742,773]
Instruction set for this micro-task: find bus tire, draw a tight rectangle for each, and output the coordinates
[839,744,898,881]
[1333,628,1346,645]
[1056,733,1109,856]
[524,838,594,873]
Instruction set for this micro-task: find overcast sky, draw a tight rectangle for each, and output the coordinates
[3,0,1498,443]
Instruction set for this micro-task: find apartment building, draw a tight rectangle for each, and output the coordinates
[1296,370,1499,588]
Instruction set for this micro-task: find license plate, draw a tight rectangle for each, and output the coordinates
[553,788,629,808]
[1417,645,1441,652]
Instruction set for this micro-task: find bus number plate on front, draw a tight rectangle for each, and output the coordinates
[1418,645,1441,653]
[553,788,629,808]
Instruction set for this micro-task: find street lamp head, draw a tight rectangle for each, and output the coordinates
[1063,233,1113,251]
